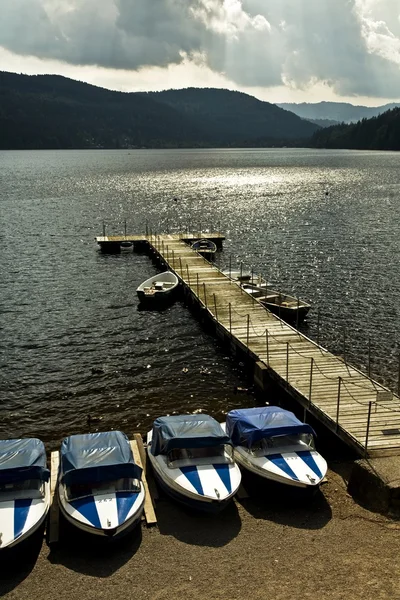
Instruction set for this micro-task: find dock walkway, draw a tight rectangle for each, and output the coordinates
[146,233,400,458]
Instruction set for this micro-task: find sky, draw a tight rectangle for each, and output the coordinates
[1,0,400,106]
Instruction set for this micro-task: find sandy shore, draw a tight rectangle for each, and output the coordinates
[1,466,400,600]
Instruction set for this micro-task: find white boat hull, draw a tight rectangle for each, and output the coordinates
[0,482,50,549]
[234,446,327,488]
[147,432,241,512]
[58,482,145,537]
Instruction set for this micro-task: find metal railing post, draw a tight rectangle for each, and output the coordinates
[286,342,289,384]
[229,255,232,281]
[229,303,232,334]
[368,336,371,377]
[266,329,269,365]
[179,257,183,277]
[398,349,400,397]
[296,297,300,329]
[196,273,199,297]
[203,283,207,309]
[336,376,342,431]
[172,249,175,269]
[167,245,169,263]
[186,265,190,286]
[343,326,346,363]
[246,314,250,353]
[145,220,148,237]
[365,401,373,457]
[213,294,218,321]
[102,221,106,238]
[317,307,320,346]
[309,357,314,407]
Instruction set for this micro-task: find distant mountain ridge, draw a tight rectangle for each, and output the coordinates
[0,72,319,149]
[278,101,400,124]
[309,107,400,150]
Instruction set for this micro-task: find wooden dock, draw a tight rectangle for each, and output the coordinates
[136,232,400,458]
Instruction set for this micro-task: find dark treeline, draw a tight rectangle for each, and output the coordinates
[309,108,400,150]
[0,72,318,149]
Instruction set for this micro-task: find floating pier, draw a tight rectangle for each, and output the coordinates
[96,230,400,459]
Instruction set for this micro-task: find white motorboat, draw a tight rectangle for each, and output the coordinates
[0,438,50,549]
[58,431,145,537]
[147,414,241,512]
[224,407,327,488]
[137,271,179,305]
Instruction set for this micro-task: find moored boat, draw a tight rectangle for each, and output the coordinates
[191,239,217,260]
[147,414,241,512]
[57,431,145,537]
[224,407,327,488]
[136,271,179,305]
[0,438,50,549]
[242,284,311,323]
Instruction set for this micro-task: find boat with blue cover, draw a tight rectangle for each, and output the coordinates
[0,438,50,549]
[223,407,327,488]
[147,414,241,512]
[57,431,145,537]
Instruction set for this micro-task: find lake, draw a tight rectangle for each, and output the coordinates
[1,148,400,447]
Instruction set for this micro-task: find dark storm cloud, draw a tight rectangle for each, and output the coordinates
[0,0,399,97]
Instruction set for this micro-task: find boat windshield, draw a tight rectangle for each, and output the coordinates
[0,478,45,500]
[66,477,141,501]
[250,433,315,457]
[167,445,233,469]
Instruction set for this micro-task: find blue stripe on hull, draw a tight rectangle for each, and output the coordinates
[70,496,102,529]
[14,499,32,539]
[116,492,139,525]
[295,450,323,480]
[266,453,299,481]
[213,464,232,494]
[180,466,204,496]
[154,471,230,514]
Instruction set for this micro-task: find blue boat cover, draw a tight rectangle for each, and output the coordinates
[0,438,50,484]
[61,431,142,486]
[151,414,231,456]
[226,407,315,448]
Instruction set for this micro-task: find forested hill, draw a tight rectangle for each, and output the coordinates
[142,88,320,143]
[0,72,319,149]
[309,108,400,150]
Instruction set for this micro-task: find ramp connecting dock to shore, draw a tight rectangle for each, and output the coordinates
[96,232,400,459]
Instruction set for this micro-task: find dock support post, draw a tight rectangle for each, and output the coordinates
[336,376,342,431]
[196,273,200,298]
[365,401,373,457]
[186,265,190,286]
[309,357,314,407]
[317,308,320,346]
[172,250,175,270]
[286,342,289,385]
[265,329,269,365]
[296,297,300,329]
[246,315,250,354]
[229,255,232,281]
[166,245,169,263]
[203,283,207,309]
[213,294,218,321]
[179,257,183,277]
[229,303,232,335]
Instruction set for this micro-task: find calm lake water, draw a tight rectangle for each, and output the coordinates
[1,148,400,448]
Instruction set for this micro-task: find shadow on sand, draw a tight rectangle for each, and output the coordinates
[0,523,44,596]
[156,496,242,547]
[236,471,332,530]
[47,515,142,577]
